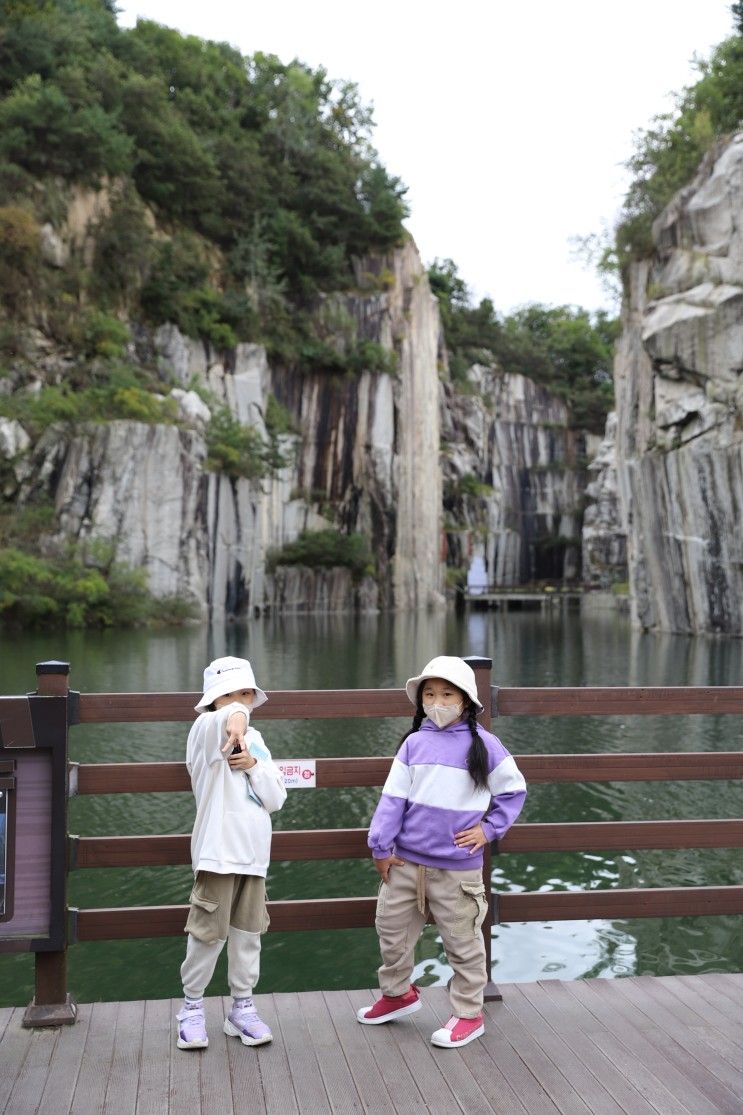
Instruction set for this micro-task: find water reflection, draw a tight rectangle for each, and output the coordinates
[0,610,741,1006]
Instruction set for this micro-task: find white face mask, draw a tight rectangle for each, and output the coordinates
[423,702,463,729]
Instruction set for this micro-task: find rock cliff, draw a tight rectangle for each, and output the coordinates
[12,240,444,619]
[443,365,595,586]
[585,133,743,634]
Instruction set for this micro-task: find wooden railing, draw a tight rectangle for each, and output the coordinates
[5,658,743,1024]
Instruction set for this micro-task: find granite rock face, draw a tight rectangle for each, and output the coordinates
[443,366,593,586]
[581,412,627,586]
[10,240,444,618]
[599,134,743,633]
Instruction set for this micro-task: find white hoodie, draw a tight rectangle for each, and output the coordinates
[186,702,287,876]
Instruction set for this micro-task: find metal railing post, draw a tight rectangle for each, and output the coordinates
[463,655,502,1002]
[23,661,77,1027]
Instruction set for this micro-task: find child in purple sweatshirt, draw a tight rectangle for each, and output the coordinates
[357,656,526,1048]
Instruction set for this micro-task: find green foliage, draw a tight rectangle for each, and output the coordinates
[0,74,132,183]
[616,30,743,264]
[264,394,298,437]
[448,474,493,500]
[205,407,271,479]
[91,183,153,309]
[79,309,130,358]
[429,260,617,433]
[267,529,373,579]
[140,234,243,347]
[0,363,178,434]
[0,203,40,312]
[0,545,152,628]
[0,3,408,304]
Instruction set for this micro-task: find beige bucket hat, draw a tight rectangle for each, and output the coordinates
[404,655,483,711]
[195,656,268,712]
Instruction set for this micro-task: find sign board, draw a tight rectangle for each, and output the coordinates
[277,760,317,788]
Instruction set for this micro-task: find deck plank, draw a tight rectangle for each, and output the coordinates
[168,997,202,1115]
[271,992,330,1115]
[506,983,629,1115]
[294,990,362,1113]
[0,1009,32,1113]
[251,995,300,1115]
[682,972,740,1021]
[574,980,725,1115]
[69,1000,118,1115]
[357,988,467,1114]
[520,981,656,1114]
[656,975,743,1044]
[36,1005,91,1115]
[196,996,234,1115]
[488,993,595,1115]
[608,977,743,1111]
[346,988,429,1113]
[102,999,144,1115]
[134,998,173,1115]
[221,994,267,1115]
[537,979,690,1115]
[321,989,396,1113]
[1,976,742,1114]
[407,988,508,1115]
[2,1025,58,1115]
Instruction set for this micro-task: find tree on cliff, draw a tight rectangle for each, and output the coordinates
[429,259,616,433]
[615,11,743,264]
[0,0,409,354]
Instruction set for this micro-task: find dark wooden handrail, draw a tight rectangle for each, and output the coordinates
[69,819,743,869]
[75,685,743,723]
[72,885,743,941]
[71,751,743,795]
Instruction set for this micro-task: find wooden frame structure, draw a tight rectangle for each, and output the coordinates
[7,659,743,1025]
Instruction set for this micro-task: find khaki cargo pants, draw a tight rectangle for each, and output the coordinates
[181,871,270,1000]
[376,860,488,1018]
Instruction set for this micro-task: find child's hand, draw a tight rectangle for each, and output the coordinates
[221,711,249,756]
[374,854,405,883]
[453,823,488,854]
[228,748,257,771]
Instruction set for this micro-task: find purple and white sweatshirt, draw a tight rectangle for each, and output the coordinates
[368,719,527,871]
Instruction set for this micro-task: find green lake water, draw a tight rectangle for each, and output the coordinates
[1,608,742,1007]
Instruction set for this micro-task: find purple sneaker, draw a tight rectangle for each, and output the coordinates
[223,998,272,1046]
[176,1003,208,1050]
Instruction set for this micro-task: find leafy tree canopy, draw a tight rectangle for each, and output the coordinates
[429,259,617,433]
[0,0,409,347]
[614,12,743,265]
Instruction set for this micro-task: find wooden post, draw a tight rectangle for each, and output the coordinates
[23,661,77,1027]
[463,655,502,1002]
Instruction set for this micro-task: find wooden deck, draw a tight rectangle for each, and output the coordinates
[1,975,742,1114]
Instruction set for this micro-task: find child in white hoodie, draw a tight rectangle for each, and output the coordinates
[176,657,286,1051]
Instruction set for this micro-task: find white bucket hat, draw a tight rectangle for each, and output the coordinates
[405,655,483,711]
[195,656,268,712]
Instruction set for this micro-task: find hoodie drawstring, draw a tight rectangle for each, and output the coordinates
[416,864,427,917]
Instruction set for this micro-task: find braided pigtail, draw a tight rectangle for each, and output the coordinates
[465,702,489,790]
[397,691,425,751]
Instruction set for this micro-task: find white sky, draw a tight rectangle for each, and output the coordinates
[116,0,734,314]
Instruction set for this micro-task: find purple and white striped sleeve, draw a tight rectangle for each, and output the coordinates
[480,754,527,841]
[367,753,412,859]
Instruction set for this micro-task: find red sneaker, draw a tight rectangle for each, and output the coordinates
[431,1015,484,1048]
[356,985,422,1025]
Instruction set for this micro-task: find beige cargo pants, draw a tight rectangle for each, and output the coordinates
[181,871,270,1000]
[375,860,488,1018]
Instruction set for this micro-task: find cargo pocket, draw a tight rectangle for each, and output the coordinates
[452,881,488,939]
[185,886,221,944]
[261,900,271,935]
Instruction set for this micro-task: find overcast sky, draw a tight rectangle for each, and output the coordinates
[116,0,734,315]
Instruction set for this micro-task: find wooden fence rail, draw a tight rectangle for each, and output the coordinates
[5,658,743,1027]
